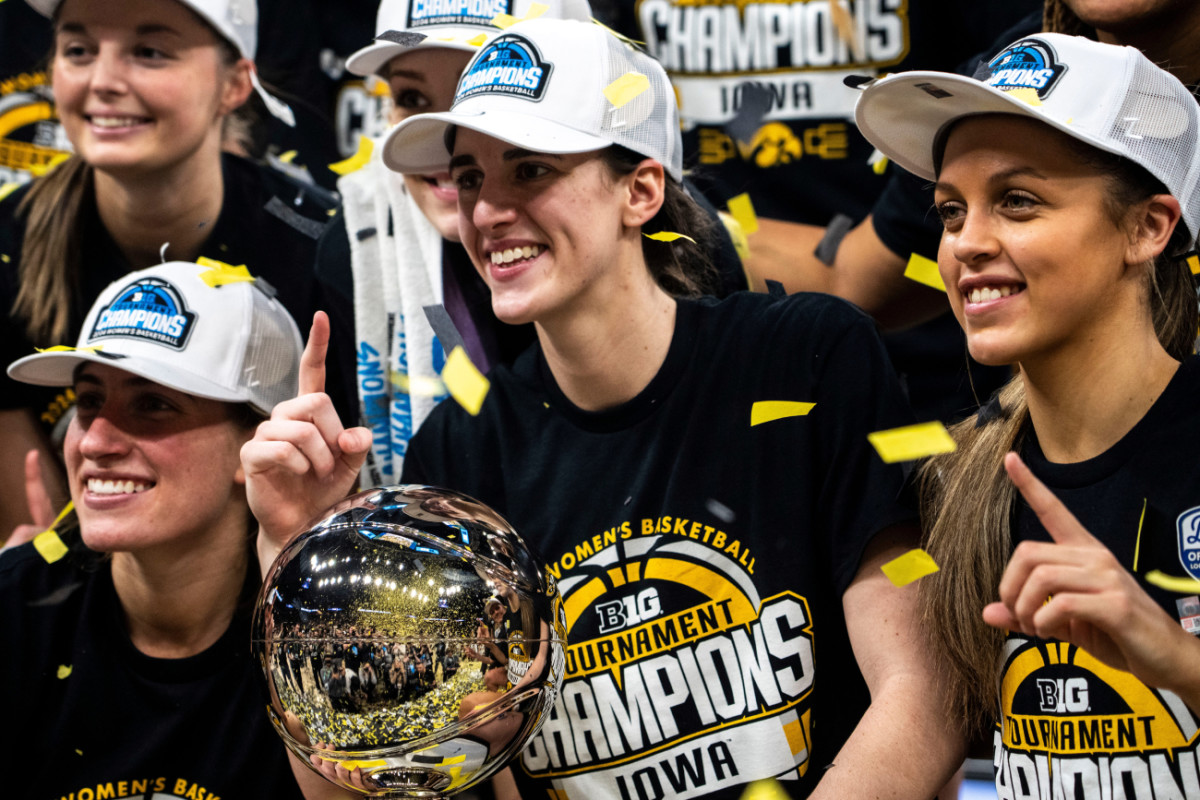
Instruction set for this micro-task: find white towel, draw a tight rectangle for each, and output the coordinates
[340,146,447,486]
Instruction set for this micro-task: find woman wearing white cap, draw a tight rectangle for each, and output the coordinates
[856,34,1200,797]
[245,18,963,798]
[0,263,355,799]
[0,0,335,539]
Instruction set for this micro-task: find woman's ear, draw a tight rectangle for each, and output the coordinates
[623,158,666,229]
[1126,193,1183,268]
[219,58,255,117]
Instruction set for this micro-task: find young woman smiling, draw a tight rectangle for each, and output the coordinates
[0,262,351,800]
[855,33,1200,798]
[244,19,964,799]
[0,0,335,540]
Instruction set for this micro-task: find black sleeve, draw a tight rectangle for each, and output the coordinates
[312,209,360,427]
[810,307,918,592]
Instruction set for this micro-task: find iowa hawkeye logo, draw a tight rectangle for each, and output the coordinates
[996,637,1200,799]
[518,534,816,799]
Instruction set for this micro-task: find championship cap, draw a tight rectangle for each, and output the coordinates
[346,0,592,77]
[27,0,296,126]
[381,18,684,181]
[853,33,1200,246]
[8,262,303,416]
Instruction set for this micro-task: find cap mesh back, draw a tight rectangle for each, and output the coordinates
[1105,57,1200,249]
[595,32,682,179]
[239,287,302,414]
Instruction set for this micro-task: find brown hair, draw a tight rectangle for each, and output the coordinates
[918,135,1198,733]
[600,145,720,298]
[1043,0,1093,36]
[11,15,246,345]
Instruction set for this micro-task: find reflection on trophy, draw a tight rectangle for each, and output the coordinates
[253,485,567,797]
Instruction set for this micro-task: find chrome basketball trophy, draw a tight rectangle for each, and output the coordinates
[253,486,566,797]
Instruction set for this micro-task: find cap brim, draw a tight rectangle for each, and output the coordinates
[7,351,264,413]
[346,36,477,78]
[855,71,1100,181]
[382,107,612,174]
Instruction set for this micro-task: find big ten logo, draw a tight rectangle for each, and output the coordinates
[698,122,847,167]
[1036,677,1089,714]
[596,588,663,634]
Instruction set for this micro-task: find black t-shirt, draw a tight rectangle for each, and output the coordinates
[0,1,70,186]
[402,291,916,798]
[0,153,337,431]
[602,0,1041,225]
[0,541,305,800]
[994,357,1200,799]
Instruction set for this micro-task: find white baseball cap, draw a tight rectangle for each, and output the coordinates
[8,262,303,416]
[27,0,296,126]
[381,18,684,181]
[346,0,592,77]
[854,33,1200,246]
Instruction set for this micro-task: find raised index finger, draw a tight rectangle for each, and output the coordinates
[1004,452,1097,546]
[298,311,330,396]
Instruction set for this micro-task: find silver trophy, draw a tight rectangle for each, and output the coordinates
[253,485,566,797]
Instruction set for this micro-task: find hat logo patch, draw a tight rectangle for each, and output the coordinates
[407,0,510,29]
[980,38,1067,100]
[90,277,196,349]
[1177,506,1200,582]
[456,34,552,103]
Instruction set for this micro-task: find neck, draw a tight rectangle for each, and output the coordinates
[1096,10,1200,86]
[92,148,226,267]
[1021,329,1179,464]
[536,254,677,412]
[110,510,250,659]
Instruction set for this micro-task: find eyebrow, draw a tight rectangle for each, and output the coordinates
[448,148,563,170]
[935,165,1050,194]
[57,22,183,38]
[385,67,425,81]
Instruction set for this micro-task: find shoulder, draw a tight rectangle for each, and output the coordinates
[688,289,880,351]
[223,153,339,237]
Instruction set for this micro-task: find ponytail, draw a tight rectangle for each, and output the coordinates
[13,156,94,344]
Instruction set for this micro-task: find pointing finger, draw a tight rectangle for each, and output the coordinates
[298,311,330,397]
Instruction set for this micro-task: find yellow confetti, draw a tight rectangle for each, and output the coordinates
[391,371,447,397]
[35,345,101,354]
[867,421,956,463]
[523,2,549,19]
[442,346,490,416]
[75,749,82,756]
[196,257,255,287]
[467,33,488,46]
[604,72,650,109]
[829,0,857,51]
[328,136,374,176]
[751,400,816,426]
[1006,87,1043,107]
[33,529,68,564]
[1188,255,1199,276]
[329,758,387,771]
[644,231,696,244]
[0,181,20,202]
[370,77,391,97]
[881,548,940,587]
[718,211,750,262]
[871,154,889,175]
[1,253,9,262]
[491,12,518,27]
[903,252,946,292]
[57,664,72,679]
[278,150,298,164]
[726,192,759,235]
[1145,570,1200,594]
[739,778,791,800]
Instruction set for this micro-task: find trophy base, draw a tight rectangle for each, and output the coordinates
[371,767,454,797]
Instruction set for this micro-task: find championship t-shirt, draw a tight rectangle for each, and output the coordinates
[995,357,1200,799]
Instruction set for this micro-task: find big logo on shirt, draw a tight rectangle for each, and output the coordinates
[519,525,815,799]
[996,636,1200,799]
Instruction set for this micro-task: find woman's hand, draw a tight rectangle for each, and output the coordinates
[984,453,1200,698]
[243,312,371,573]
